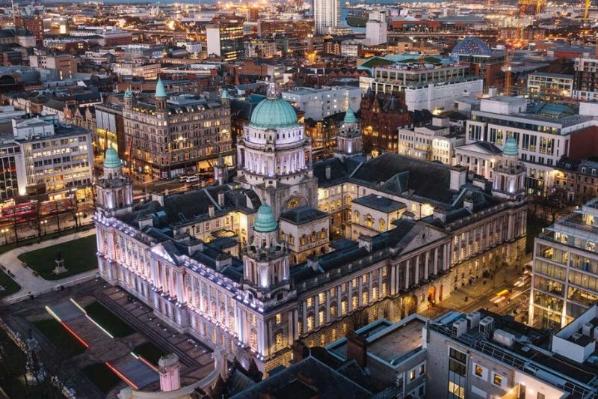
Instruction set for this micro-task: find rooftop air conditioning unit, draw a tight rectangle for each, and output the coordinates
[493,329,516,348]
[452,319,468,337]
[479,316,495,337]
[582,323,593,336]
[467,312,481,330]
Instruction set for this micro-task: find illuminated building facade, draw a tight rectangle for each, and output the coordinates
[206,17,245,61]
[122,79,233,181]
[529,199,598,329]
[96,96,527,376]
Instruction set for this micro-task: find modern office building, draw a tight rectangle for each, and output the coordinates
[122,79,233,181]
[527,72,574,101]
[465,96,596,196]
[12,116,93,199]
[206,16,245,61]
[363,58,483,112]
[529,198,598,329]
[314,0,339,35]
[282,86,361,121]
[573,55,598,102]
[426,308,598,399]
[365,11,387,46]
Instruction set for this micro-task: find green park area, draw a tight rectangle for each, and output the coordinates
[18,235,98,280]
[82,363,121,395]
[133,342,166,366]
[33,318,87,358]
[0,269,20,298]
[85,301,134,338]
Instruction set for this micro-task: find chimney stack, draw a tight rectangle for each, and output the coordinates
[346,331,368,368]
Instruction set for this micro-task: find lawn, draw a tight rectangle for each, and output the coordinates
[82,363,121,395]
[33,319,86,357]
[133,342,166,366]
[85,301,134,338]
[0,269,20,298]
[18,235,98,280]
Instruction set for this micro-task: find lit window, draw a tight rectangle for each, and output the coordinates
[352,295,358,309]
[448,381,465,399]
[474,364,484,378]
[341,300,347,315]
[493,373,503,387]
[275,313,282,324]
[409,369,416,381]
[306,297,313,307]
[307,315,314,331]
[319,310,325,325]
[318,292,326,303]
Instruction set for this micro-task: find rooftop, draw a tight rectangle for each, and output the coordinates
[352,194,406,213]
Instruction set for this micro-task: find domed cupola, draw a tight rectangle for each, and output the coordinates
[249,98,298,129]
[502,136,519,158]
[103,147,122,178]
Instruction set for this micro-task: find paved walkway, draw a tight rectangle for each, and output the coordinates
[0,228,98,304]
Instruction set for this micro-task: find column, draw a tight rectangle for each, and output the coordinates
[424,251,430,279]
[433,247,439,275]
[404,260,410,290]
[414,256,420,285]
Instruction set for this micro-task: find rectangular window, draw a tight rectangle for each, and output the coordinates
[448,381,465,399]
[492,373,503,387]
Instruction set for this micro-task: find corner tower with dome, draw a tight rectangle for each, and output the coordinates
[492,136,526,199]
[236,87,318,218]
[95,147,133,216]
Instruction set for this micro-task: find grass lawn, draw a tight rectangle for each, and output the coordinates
[18,234,98,280]
[0,269,20,298]
[82,363,121,395]
[133,342,166,366]
[33,319,86,357]
[0,225,94,256]
[85,301,134,338]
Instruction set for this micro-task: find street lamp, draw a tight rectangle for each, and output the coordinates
[0,228,8,245]
[40,220,48,236]
[75,211,83,228]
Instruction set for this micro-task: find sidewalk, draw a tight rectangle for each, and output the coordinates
[0,228,98,304]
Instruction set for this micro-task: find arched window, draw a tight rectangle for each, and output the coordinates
[366,214,374,228]
[379,218,386,231]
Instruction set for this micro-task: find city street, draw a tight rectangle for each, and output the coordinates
[423,263,531,323]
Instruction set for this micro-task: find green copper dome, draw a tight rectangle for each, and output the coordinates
[254,205,277,233]
[344,107,357,124]
[124,88,133,98]
[155,78,167,98]
[503,136,518,157]
[250,98,298,129]
[104,148,122,169]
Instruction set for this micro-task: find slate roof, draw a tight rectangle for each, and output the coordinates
[313,156,363,188]
[351,153,454,204]
[280,206,328,225]
[352,194,406,213]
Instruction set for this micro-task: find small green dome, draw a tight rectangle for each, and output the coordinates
[344,107,357,124]
[503,136,518,157]
[250,98,298,129]
[124,88,133,98]
[254,205,277,233]
[104,148,122,169]
[155,78,167,98]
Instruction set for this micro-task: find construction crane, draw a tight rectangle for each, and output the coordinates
[583,0,591,23]
[503,47,513,96]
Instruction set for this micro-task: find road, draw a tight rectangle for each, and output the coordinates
[423,265,531,323]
